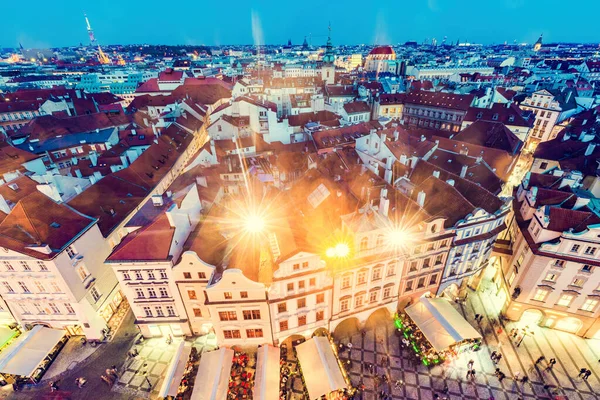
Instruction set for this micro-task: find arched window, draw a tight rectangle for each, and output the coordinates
[360,237,369,252]
[376,235,385,248]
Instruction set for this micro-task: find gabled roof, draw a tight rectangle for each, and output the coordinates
[453,120,522,154]
[107,213,174,261]
[0,191,95,259]
[404,90,474,111]
[343,101,370,114]
[464,103,532,128]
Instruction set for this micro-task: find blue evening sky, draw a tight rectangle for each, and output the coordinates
[2,0,599,48]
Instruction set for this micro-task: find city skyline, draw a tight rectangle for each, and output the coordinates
[3,0,600,48]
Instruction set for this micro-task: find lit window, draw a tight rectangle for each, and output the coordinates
[360,237,368,251]
[246,329,263,338]
[188,290,197,300]
[581,299,599,312]
[532,289,548,302]
[316,293,325,303]
[193,308,202,317]
[571,278,585,288]
[557,294,574,307]
[341,275,351,289]
[297,298,306,308]
[279,320,288,331]
[218,311,237,321]
[372,267,382,280]
[357,271,367,285]
[316,310,324,321]
[544,273,557,282]
[224,292,232,299]
[243,310,261,320]
[77,265,90,281]
[240,291,248,298]
[298,315,307,326]
[383,287,392,298]
[34,281,45,293]
[340,299,349,312]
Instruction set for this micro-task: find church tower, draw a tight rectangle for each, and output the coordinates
[533,34,543,52]
[321,24,336,85]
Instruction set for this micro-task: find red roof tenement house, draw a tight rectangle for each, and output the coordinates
[403,90,476,132]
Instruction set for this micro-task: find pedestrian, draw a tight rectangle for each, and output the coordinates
[521,375,529,384]
[466,370,471,379]
[49,381,58,392]
[499,372,506,382]
[495,353,503,363]
[433,395,440,400]
[468,359,475,370]
[479,315,484,322]
[579,367,587,377]
[535,355,545,364]
[491,351,498,360]
[514,371,521,381]
[549,358,556,366]
[584,369,592,380]
[101,375,112,386]
[510,328,517,337]
[475,313,480,321]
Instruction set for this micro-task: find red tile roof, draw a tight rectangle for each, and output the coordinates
[107,213,174,261]
[453,120,523,154]
[404,90,474,111]
[343,101,371,114]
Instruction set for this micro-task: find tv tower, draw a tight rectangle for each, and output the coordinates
[84,13,96,45]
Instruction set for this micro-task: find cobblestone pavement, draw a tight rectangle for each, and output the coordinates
[112,333,218,399]
[335,283,600,399]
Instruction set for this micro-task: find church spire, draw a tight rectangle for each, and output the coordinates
[323,23,335,64]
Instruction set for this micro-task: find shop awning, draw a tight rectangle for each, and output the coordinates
[296,337,347,400]
[0,326,66,377]
[158,340,193,398]
[405,297,482,352]
[190,347,233,400]
[253,344,280,400]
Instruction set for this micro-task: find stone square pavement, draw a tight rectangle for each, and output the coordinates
[335,283,600,399]
[112,333,218,399]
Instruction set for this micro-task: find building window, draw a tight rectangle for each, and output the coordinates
[3,262,13,271]
[147,271,155,280]
[369,291,378,303]
[533,289,548,302]
[135,271,143,280]
[553,260,565,268]
[224,292,232,299]
[198,272,207,279]
[582,265,593,273]
[279,320,288,331]
[571,244,581,253]
[159,287,168,297]
[223,330,241,339]
[357,271,367,285]
[584,247,597,256]
[240,291,248,298]
[423,259,431,269]
[298,280,305,289]
[64,303,75,314]
[148,288,157,298]
[243,310,261,320]
[188,290,197,300]
[37,261,48,271]
[405,281,413,292]
[342,275,351,289]
[340,299,349,312]
[581,299,599,312]
[544,273,558,282]
[409,261,418,273]
[383,287,392,298]
[159,270,168,279]
[246,329,263,338]
[372,267,382,281]
[193,308,202,317]
[298,315,307,326]
[287,283,294,292]
[417,277,426,289]
[18,281,29,293]
[219,311,237,321]
[302,262,309,269]
[435,255,443,265]
[557,294,574,307]
[297,298,306,308]
[20,262,31,271]
[122,271,131,280]
[3,282,13,294]
[66,245,77,259]
[309,278,316,286]
[316,293,325,304]
[430,274,438,285]
[387,263,395,276]
[135,288,145,298]
[90,286,102,302]
[143,307,152,317]
[34,281,45,293]
[360,237,368,251]
[155,306,164,317]
[166,306,176,316]
[51,281,61,293]
[316,310,324,321]
[183,272,192,279]
[77,265,90,281]
[572,278,585,287]
[376,235,385,248]
[293,263,300,271]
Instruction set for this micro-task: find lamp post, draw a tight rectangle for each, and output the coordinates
[517,326,534,347]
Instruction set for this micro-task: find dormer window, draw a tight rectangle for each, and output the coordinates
[492,113,499,121]
[476,112,483,119]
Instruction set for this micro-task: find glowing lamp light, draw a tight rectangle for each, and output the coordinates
[335,243,350,257]
[388,228,408,247]
[244,214,265,234]
[326,247,337,258]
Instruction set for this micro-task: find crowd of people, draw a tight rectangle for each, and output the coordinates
[227,351,253,399]
[171,347,200,400]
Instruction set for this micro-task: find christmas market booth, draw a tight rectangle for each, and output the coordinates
[190,347,233,400]
[158,340,195,399]
[396,296,482,366]
[253,344,280,400]
[295,336,352,400]
[0,325,67,384]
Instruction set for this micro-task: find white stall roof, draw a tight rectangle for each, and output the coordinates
[159,340,193,398]
[296,336,347,400]
[190,347,234,400]
[253,344,280,400]
[0,325,65,377]
[405,297,482,352]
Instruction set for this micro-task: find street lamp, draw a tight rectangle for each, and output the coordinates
[517,326,534,347]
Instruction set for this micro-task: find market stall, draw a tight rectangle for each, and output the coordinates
[159,341,194,399]
[190,347,233,400]
[396,296,482,365]
[0,325,67,383]
[295,336,348,400]
[253,344,279,400]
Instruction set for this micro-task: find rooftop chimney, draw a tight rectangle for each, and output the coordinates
[460,164,468,178]
[432,170,440,179]
[151,194,164,207]
[446,179,455,186]
[416,191,426,207]
[585,143,596,156]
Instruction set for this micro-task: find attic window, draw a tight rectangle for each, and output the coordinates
[508,115,515,122]
[139,135,145,139]
[50,222,61,228]
[126,193,133,197]
[492,113,499,120]
[476,112,483,119]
